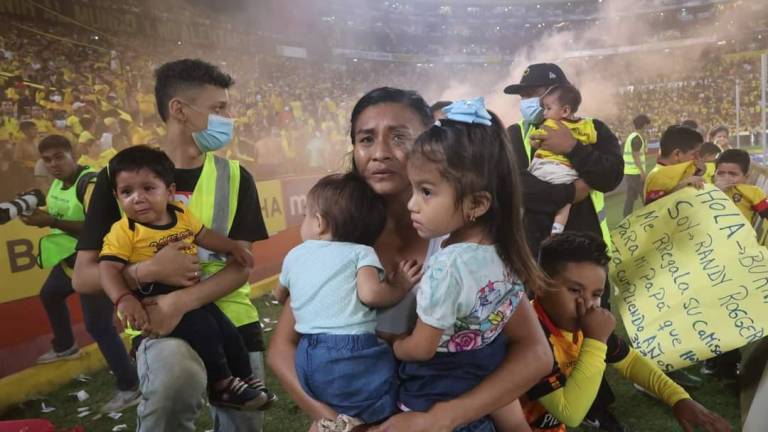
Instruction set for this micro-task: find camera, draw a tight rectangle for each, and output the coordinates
[0,190,46,225]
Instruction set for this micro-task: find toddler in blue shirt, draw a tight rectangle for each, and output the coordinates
[274,172,421,427]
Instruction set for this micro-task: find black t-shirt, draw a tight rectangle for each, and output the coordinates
[78,162,269,350]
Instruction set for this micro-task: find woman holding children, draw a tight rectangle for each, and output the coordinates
[268,88,553,431]
[268,87,734,432]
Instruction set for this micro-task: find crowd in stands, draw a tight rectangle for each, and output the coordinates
[1,14,767,202]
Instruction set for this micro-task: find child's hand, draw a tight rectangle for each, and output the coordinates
[678,175,705,190]
[672,399,732,432]
[228,245,254,269]
[391,259,423,291]
[714,178,736,191]
[577,298,615,343]
[117,294,149,330]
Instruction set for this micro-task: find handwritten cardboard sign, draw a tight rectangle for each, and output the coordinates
[610,185,768,371]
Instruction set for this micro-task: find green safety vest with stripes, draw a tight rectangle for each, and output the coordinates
[518,120,612,248]
[623,131,646,176]
[188,152,260,327]
[38,167,97,269]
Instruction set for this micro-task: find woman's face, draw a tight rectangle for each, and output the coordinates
[352,102,427,197]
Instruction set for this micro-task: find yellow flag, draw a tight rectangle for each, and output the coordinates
[610,185,768,371]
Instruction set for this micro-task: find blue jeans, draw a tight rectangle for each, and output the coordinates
[135,337,264,432]
[39,264,137,391]
[456,418,496,432]
[399,334,508,412]
[296,333,397,423]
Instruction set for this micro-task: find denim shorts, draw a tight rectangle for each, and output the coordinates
[296,333,398,423]
[398,333,508,412]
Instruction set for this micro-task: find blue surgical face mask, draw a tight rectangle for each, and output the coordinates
[191,113,234,153]
[520,97,544,124]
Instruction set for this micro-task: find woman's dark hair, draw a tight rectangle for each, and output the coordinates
[716,148,751,175]
[539,232,609,279]
[349,87,433,145]
[108,145,175,191]
[38,134,72,154]
[410,111,545,294]
[306,172,387,246]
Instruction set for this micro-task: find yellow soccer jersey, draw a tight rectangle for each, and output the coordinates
[644,161,699,204]
[100,204,203,265]
[532,118,598,167]
[725,184,768,223]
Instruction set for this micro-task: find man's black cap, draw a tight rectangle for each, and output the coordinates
[503,63,570,95]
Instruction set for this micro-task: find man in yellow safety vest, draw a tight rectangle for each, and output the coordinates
[73,59,270,432]
[622,114,651,217]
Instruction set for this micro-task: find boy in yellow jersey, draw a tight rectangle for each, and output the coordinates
[644,125,705,204]
[715,149,768,223]
[528,84,597,236]
[519,232,731,432]
[699,142,722,184]
[99,145,275,411]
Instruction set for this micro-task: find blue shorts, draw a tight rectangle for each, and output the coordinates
[398,333,508,412]
[296,333,398,423]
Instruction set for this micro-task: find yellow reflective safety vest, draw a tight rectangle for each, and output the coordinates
[187,152,259,327]
[38,167,97,269]
[623,132,646,175]
[519,120,612,248]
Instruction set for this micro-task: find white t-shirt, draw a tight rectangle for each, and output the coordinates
[416,243,525,352]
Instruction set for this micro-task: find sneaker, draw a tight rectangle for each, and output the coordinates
[36,345,82,364]
[101,389,141,413]
[210,377,268,411]
[581,408,628,432]
[667,369,703,389]
[243,376,277,410]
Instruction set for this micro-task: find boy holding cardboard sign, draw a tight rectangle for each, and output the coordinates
[518,232,731,432]
[644,125,705,204]
[714,149,768,223]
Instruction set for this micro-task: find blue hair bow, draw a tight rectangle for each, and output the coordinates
[441,97,492,126]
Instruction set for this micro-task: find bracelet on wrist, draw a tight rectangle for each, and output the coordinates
[113,291,135,307]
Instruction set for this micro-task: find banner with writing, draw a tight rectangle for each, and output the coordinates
[610,186,768,371]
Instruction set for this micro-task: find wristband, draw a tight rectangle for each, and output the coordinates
[114,291,135,308]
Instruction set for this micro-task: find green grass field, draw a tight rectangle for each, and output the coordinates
[0,187,744,431]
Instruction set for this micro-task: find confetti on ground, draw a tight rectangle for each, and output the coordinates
[69,390,90,401]
[77,410,91,418]
[112,425,128,431]
[108,412,123,420]
[271,300,279,305]
[262,318,272,323]
[264,327,273,332]
[40,402,56,413]
[77,407,90,412]
[92,414,103,421]
[75,374,92,382]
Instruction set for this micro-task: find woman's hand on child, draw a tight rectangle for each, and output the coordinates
[392,259,423,291]
[117,295,149,330]
[577,298,615,343]
[228,245,254,269]
[672,399,732,432]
